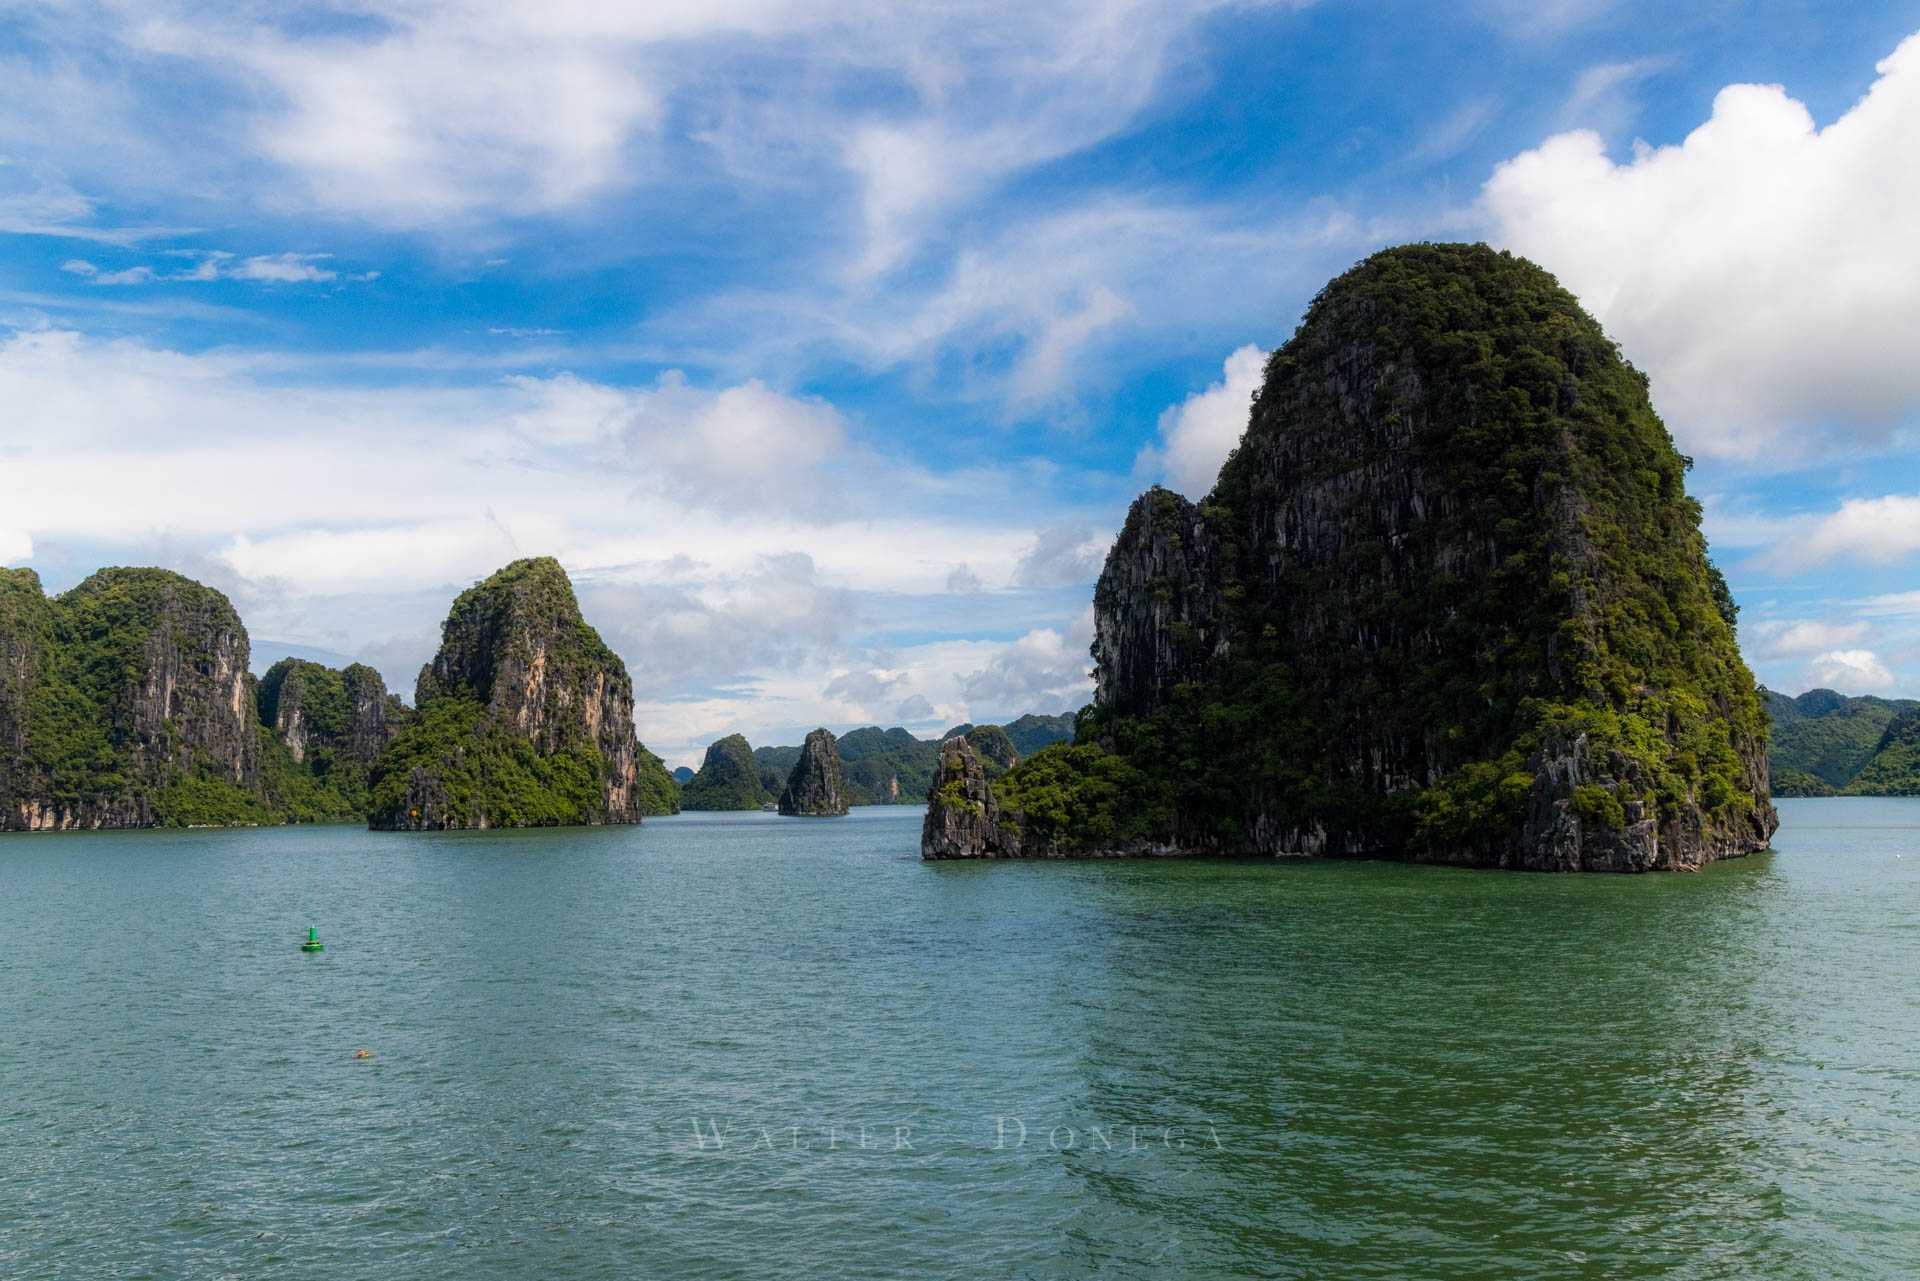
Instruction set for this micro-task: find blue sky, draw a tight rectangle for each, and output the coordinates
[3,0,1919,765]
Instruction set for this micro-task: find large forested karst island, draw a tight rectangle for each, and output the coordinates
[925,243,1778,871]
[367,557,678,829]
[0,558,677,831]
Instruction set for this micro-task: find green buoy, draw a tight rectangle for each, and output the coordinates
[300,926,324,953]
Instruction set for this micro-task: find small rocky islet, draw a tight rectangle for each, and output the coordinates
[777,728,851,817]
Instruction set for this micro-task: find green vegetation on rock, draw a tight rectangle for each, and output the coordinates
[368,696,614,827]
[255,658,410,822]
[999,713,1076,758]
[960,244,1774,869]
[680,733,768,810]
[366,557,671,830]
[1763,687,1918,795]
[991,743,1170,852]
[749,715,1072,806]
[1839,708,1920,796]
[2,566,265,829]
[963,724,1018,775]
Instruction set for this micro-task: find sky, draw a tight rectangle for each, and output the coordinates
[3,0,1920,767]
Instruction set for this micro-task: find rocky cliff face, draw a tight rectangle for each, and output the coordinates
[1091,490,1224,719]
[962,725,1019,774]
[778,728,850,817]
[0,569,54,828]
[1,567,262,830]
[368,557,674,830]
[259,659,405,768]
[680,733,768,810]
[255,658,410,821]
[933,243,1776,870]
[922,738,1017,858]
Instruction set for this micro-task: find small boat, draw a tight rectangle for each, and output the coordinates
[300,926,324,953]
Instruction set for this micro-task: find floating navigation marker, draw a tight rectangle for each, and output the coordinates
[300,926,324,953]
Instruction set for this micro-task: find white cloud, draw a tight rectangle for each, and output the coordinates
[1559,57,1671,134]
[0,171,196,244]
[0,326,1102,747]
[1749,619,1871,658]
[1482,32,1920,458]
[822,665,907,708]
[1012,525,1108,589]
[1409,97,1498,164]
[1805,649,1896,693]
[957,608,1095,715]
[43,247,353,287]
[230,253,336,283]
[1858,591,1920,619]
[506,370,848,514]
[55,0,1309,262]
[1764,495,1920,570]
[1136,343,1266,498]
[92,265,157,285]
[666,194,1361,406]
[895,694,936,722]
[0,528,31,564]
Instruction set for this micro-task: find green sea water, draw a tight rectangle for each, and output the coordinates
[1,799,1916,1279]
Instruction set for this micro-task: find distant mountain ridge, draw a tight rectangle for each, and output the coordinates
[1765,687,1920,796]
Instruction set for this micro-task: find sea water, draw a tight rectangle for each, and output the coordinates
[2,800,1916,1278]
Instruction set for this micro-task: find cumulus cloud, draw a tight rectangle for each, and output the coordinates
[894,694,936,722]
[1762,495,1920,571]
[0,327,1052,603]
[946,564,984,593]
[1748,619,1871,658]
[507,370,848,514]
[822,665,907,707]
[958,609,1095,715]
[1806,649,1896,693]
[1012,525,1108,589]
[1136,343,1265,498]
[581,554,862,697]
[1482,32,1920,458]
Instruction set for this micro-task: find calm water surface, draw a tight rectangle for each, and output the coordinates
[2,799,1917,1279]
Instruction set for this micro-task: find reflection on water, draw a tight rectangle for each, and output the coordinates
[1,800,1915,1279]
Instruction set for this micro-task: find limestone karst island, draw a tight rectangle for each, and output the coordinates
[4,246,1776,871]
[6,8,1919,1274]
[925,244,1777,870]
